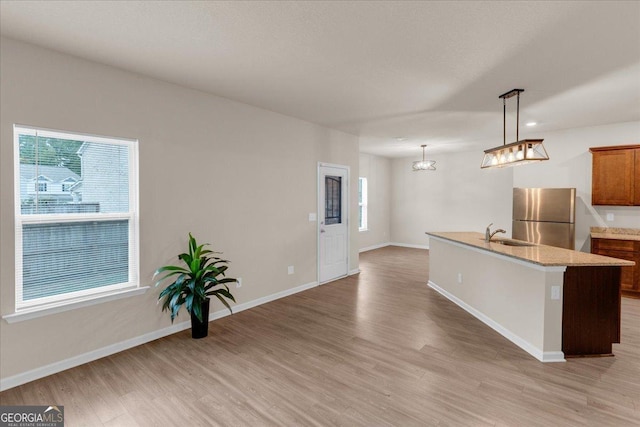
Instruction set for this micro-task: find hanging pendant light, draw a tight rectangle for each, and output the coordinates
[481,89,549,169]
[412,144,436,171]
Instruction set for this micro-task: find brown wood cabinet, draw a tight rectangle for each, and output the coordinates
[635,147,640,204]
[591,237,640,298]
[590,144,640,206]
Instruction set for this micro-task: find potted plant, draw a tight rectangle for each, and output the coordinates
[154,233,237,339]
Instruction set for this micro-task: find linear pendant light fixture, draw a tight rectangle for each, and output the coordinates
[412,144,436,171]
[481,89,549,169]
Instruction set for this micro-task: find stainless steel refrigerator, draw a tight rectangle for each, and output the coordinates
[512,188,576,250]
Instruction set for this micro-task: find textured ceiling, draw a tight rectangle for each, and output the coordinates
[1,1,639,157]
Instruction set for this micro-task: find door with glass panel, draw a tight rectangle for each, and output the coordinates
[318,164,349,283]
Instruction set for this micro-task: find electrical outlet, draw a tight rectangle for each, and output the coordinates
[551,285,561,300]
[457,273,463,284]
[288,266,294,275]
[236,277,242,288]
[606,213,615,222]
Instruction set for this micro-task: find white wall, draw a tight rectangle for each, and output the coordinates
[513,122,640,251]
[390,150,514,247]
[0,38,359,383]
[358,153,391,251]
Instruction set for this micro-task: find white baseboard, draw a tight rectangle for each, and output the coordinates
[0,320,191,392]
[348,268,360,276]
[541,352,566,363]
[427,280,565,363]
[0,280,319,391]
[390,242,429,250]
[217,281,318,320]
[359,242,391,253]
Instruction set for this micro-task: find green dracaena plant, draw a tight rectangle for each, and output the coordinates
[154,233,236,322]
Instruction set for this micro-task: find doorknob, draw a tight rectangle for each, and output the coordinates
[320,229,325,233]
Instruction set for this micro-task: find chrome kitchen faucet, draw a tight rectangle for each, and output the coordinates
[485,223,507,242]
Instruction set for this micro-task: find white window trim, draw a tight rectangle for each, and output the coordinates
[3,287,149,323]
[359,177,368,232]
[12,124,140,315]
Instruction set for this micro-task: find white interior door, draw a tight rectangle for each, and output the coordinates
[318,164,349,283]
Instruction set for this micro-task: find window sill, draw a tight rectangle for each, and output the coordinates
[2,287,149,324]
[359,228,369,232]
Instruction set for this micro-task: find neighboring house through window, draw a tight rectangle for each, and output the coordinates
[33,175,51,193]
[23,168,80,207]
[359,177,368,231]
[14,125,139,310]
[61,177,78,192]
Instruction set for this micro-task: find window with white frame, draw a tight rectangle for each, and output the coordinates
[358,177,368,231]
[14,125,139,310]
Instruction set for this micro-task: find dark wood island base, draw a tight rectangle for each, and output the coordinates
[563,266,621,357]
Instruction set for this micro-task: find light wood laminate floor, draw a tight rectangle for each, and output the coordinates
[2,246,639,426]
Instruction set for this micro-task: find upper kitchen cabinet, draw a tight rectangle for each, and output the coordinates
[590,145,640,206]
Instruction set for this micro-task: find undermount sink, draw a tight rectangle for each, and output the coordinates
[493,238,536,247]
[479,237,536,247]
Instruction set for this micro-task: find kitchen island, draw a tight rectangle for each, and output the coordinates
[425,231,635,362]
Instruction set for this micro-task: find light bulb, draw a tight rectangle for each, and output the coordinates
[499,152,507,164]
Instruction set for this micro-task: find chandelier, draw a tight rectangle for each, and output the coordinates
[412,145,436,171]
[481,89,549,169]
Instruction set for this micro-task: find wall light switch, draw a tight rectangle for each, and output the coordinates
[309,213,317,222]
[457,273,463,284]
[551,285,561,300]
[606,213,614,222]
[288,266,294,275]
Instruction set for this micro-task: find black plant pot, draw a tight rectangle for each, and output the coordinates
[190,298,210,339]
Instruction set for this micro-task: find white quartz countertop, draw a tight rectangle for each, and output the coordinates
[426,231,635,267]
